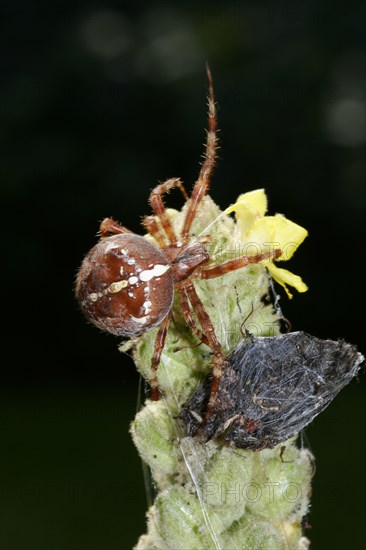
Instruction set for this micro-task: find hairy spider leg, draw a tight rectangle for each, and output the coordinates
[181,64,218,244]
[148,178,186,246]
[183,282,225,426]
[141,216,167,248]
[145,176,200,401]
[99,217,131,237]
[150,313,171,401]
[199,249,282,279]
[177,286,210,347]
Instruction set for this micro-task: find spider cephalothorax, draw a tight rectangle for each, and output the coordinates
[75,68,280,417]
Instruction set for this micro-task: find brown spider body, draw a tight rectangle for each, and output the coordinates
[76,66,280,415]
[76,233,174,337]
[76,233,210,337]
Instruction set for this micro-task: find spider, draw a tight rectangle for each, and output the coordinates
[75,67,280,421]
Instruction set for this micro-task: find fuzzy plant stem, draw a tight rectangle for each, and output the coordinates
[128,196,312,550]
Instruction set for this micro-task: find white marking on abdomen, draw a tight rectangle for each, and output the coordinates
[143,300,152,314]
[139,264,170,282]
[104,242,120,253]
[131,315,148,325]
[108,280,128,293]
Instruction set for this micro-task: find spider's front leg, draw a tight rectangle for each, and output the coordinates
[199,249,282,279]
[149,178,187,246]
[181,65,218,244]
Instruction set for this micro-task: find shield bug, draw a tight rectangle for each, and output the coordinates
[180,331,364,450]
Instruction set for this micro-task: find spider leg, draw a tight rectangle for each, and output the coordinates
[177,287,210,347]
[176,180,189,201]
[99,217,131,237]
[181,64,218,243]
[141,215,167,248]
[149,178,186,246]
[183,282,224,423]
[150,313,171,401]
[199,249,281,279]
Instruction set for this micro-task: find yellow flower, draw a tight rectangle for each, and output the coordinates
[224,189,308,298]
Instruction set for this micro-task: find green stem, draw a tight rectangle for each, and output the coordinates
[128,197,312,550]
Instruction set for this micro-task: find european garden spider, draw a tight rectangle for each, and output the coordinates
[75,68,280,421]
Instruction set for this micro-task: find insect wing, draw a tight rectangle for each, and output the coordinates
[181,332,364,450]
[228,332,363,448]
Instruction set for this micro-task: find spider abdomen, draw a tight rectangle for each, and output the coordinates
[76,234,174,337]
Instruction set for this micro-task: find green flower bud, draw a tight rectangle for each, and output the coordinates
[222,515,288,550]
[154,486,224,549]
[131,400,178,482]
[247,441,313,522]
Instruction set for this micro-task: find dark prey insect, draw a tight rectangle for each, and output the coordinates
[75,67,280,407]
[179,331,364,450]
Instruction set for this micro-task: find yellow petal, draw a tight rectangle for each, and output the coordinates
[225,188,267,217]
[250,215,308,261]
[237,188,268,216]
[267,263,308,298]
[230,203,258,235]
[272,215,308,260]
[224,189,268,235]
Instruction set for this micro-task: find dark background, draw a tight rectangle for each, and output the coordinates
[1,1,365,549]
